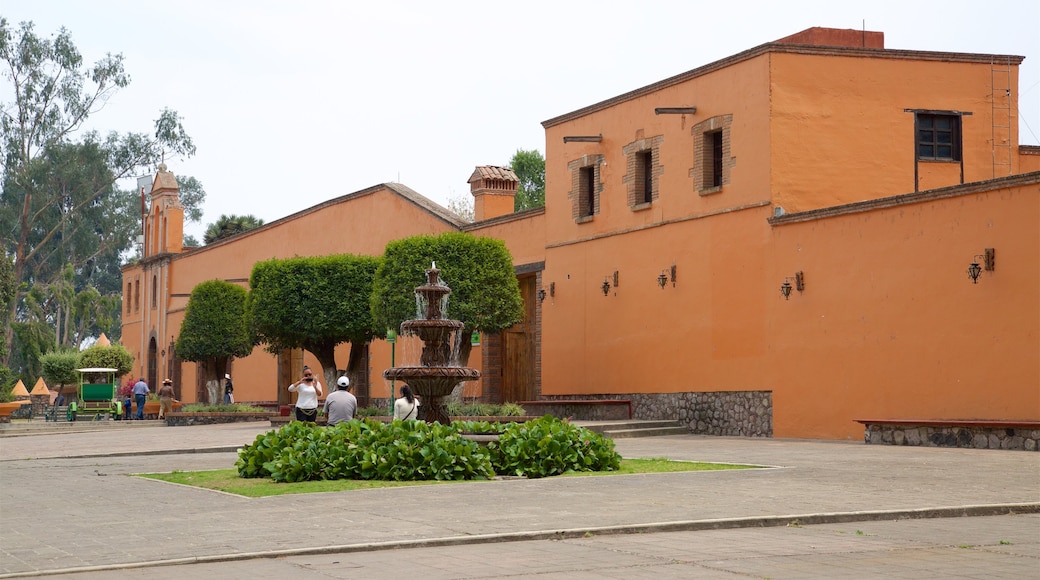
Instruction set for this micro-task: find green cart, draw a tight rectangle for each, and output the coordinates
[70,367,123,421]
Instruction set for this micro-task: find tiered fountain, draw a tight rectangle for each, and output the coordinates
[382,264,480,424]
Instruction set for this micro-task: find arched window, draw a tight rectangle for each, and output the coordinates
[152,275,158,309]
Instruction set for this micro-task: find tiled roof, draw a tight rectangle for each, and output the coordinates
[469,166,518,183]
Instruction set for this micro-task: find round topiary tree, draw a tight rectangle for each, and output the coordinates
[176,280,252,404]
[77,341,134,376]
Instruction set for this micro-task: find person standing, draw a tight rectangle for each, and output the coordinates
[223,374,234,404]
[287,366,323,422]
[393,385,419,421]
[132,377,149,420]
[323,376,357,426]
[158,378,176,419]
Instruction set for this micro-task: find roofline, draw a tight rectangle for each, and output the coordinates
[768,171,1040,226]
[542,42,1025,128]
[122,183,466,269]
[462,206,545,231]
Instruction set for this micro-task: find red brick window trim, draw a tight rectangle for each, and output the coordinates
[567,154,604,223]
[623,135,664,209]
[691,114,734,195]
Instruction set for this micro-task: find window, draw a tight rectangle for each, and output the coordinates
[640,151,653,203]
[692,114,733,195]
[126,283,132,313]
[623,135,663,209]
[709,131,723,188]
[134,280,140,312]
[917,113,961,161]
[580,166,596,216]
[152,275,157,309]
[568,154,603,222]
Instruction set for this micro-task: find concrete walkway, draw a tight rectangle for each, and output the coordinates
[0,421,1037,578]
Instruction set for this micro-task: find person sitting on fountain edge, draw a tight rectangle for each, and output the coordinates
[393,385,420,421]
[323,376,357,426]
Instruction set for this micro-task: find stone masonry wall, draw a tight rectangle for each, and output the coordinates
[865,424,1039,451]
[540,391,773,437]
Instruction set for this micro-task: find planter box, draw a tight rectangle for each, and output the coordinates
[165,412,277,426]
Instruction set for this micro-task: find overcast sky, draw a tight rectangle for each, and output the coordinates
[6,1,1039,241]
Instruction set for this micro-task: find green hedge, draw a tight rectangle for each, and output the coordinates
[236,416,620,482]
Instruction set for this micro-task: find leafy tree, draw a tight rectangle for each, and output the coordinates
[77,341,134,375]
[203,214,265,245]
[175,280,252,403]
[248,254,381,391]
[509,149,545,211]
[39,349,80,393]
[0,19,196,367]
[371,232,524,369]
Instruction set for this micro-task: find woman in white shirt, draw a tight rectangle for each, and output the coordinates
[288,366,323,422]
[393,385,420,421]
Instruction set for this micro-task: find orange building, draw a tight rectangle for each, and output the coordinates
[122,27,1039,440]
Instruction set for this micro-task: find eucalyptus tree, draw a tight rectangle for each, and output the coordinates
[248,254,381,393]
[0,18,196,367]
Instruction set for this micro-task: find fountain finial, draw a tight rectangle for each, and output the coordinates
[432,261,436,269]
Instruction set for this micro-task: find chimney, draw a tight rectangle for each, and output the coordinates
[469,166,518,221]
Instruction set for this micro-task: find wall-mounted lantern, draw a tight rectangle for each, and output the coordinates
[601,279,611,296]
[968,248,995,284]
[537,288,547,302]
[780,271,805,300]
[657,272,668,289]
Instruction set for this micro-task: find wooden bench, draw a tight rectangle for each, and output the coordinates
[856,419,1040,450]
[520,400,632,421]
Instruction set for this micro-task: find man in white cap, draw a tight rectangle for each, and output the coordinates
[223,373,234,404]
[323,376,357,426]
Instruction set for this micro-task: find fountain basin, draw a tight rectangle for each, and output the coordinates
[382,366,481,397]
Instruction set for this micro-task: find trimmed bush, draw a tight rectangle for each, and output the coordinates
[488,415,621,478]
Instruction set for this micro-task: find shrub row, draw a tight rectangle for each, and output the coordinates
[236,416,620,482]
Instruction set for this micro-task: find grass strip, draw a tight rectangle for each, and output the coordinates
[138,458,758,498]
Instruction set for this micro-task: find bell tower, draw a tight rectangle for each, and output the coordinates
[143,163,184,258]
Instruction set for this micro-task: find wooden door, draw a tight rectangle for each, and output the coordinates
[501,275,537,402]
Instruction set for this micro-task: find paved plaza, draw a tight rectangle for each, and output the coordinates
[0,421,1037,578]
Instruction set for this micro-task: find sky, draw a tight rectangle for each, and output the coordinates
[5,1,1039,241]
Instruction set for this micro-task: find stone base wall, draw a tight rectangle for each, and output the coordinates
[865,424,1040,451]
[539,391,773,437]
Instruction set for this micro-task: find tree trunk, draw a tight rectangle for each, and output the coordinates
[307,344,338,402]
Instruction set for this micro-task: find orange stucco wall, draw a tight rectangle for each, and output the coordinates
[121,31,1038,440]
[123,185,465,404]
[770,53,1021,212]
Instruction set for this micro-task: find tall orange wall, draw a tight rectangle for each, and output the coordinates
[768,181,1039,438]
[770,53,1021,212]
[544,55,773,248]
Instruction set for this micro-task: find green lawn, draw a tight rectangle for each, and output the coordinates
[138,458,758,498]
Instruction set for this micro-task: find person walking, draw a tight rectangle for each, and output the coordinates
[393,385,419,421]
[287,366,322,422]
[223,374,234,404]
[132,377,149,420]
[158,378,176,419]
[323,376,358,426]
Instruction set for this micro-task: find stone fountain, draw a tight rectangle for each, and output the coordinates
[382,264,480,424]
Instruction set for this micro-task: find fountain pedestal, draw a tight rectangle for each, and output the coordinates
[382,266,480,424]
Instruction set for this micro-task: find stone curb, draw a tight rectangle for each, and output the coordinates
[0,446,242,462]
[1,503,1036,578]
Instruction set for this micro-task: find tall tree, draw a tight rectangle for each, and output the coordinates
[509,149,545,211]
[371,232,524,369]
[175,280,252,404]
[203,214,265,245]
[248,254,381,393]
[0,19,196,366]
